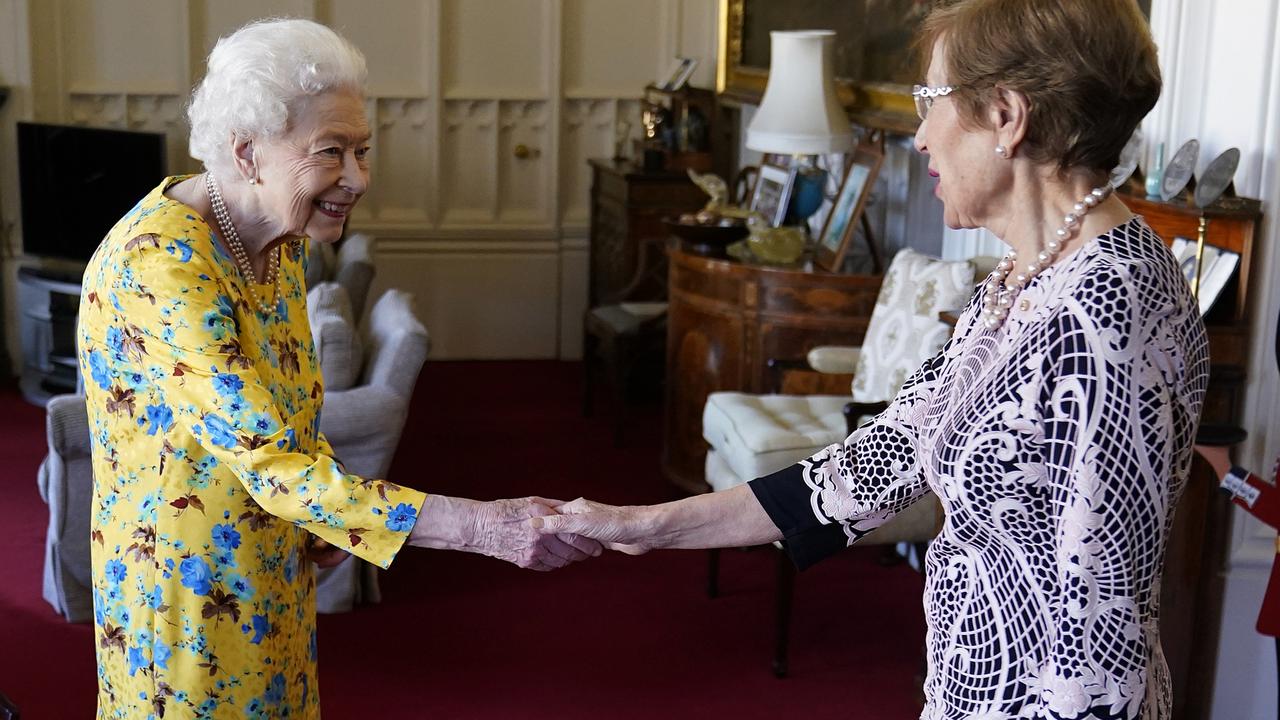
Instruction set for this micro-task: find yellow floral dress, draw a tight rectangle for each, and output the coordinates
[78,176,427,719]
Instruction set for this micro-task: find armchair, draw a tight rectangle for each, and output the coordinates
[309,284,430,613]
[305,233,376,319]
[699,247,977,677]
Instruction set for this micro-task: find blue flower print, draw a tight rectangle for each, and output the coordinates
[250,614,270,645]
[264,672,286,706]
[227,572,254,601]
[212,373,244,400]
[203,311,228,341]
[167,239,194,262]
[178,556,213,596]
[203,414,237,449]
[249,413,277,436]
[106,326,125,360]
[211,523,241,550]
[127,646,147,677]
[385,502,418,532]
[88,350,112,390]
[153,640,171,670]
[105,559,128,586]
[147,584,164,609]
[212,549,236,569]
[144,403,174,436]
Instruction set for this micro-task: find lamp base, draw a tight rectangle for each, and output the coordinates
[784,165,827,226]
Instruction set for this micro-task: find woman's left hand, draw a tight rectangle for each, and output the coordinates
[308,538,351,568]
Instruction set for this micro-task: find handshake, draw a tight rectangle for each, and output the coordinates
[404,495,655,571]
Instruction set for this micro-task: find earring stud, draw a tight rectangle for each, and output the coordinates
[995,144,1009,158]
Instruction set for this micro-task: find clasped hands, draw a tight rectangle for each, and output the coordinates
[405,495,651,572]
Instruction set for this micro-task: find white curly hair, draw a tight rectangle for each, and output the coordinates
[187,18,367,179]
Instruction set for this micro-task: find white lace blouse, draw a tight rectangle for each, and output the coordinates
[751,218,1209,720]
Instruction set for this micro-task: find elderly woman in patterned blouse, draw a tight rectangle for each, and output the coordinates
[537,1,1208,718]
[78,18,598,719]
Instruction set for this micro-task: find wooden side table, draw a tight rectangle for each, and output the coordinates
[661,243,883,493]
[587,159,707,307]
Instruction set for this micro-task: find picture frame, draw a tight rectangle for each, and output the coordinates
[815,142,884,271]
[748,162,796,227]
[1169,237,1240,316]
[662,57,698,91]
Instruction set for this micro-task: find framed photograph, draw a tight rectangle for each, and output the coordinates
[816,142,884,271]
[662,57,698,91]
[749,163,796,226]
[1169,237,1240,316]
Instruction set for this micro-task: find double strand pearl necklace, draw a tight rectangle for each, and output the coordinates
[204,172,281,316]
[981,185,1112,330]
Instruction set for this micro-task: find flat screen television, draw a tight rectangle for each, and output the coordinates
[17,121,167,263]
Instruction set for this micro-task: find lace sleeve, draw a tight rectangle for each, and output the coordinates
[1029,263,1207,718]
[749,336,953,569]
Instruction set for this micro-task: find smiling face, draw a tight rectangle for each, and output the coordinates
[250,88,371,244]
[913,37,1010,231]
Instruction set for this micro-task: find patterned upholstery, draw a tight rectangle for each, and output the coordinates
[851,248,975,402]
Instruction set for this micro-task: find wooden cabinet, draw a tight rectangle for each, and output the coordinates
[587,159,707,306]
[661,245,883,493]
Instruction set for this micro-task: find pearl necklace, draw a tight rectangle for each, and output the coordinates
[204,172,281,316]
[981,185,1112,330]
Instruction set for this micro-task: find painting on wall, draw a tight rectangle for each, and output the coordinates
[720,0,1150,133]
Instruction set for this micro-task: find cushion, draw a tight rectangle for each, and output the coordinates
[586,302,667,337]
[702,391,849,482]
[307,282,362,391]
[851,249,975,403]
[806,346,861,375]
[304,238,338,289]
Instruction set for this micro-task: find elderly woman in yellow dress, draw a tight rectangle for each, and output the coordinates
[78,18,598,718]
[538,1,1208,717]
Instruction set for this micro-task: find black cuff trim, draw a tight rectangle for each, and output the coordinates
[749,463,849,571]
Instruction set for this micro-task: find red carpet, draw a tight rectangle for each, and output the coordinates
[0,361,925,719]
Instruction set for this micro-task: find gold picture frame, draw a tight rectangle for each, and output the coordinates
[815,142,885,272]
[716,0,927,135]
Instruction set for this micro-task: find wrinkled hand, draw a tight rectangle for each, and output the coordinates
[308,538,351,568]
[529,498,654,555]
[471,497,603,571]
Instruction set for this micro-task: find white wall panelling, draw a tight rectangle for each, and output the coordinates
[0,0,721,360]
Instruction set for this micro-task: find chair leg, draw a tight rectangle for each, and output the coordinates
[582,334,596,418]
[611,354,629,447]
[773,548,795,678]
[706,548,720,598]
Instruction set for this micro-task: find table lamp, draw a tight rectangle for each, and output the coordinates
[746,30,854,226]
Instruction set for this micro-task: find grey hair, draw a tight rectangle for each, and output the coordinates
[187,18,367,178]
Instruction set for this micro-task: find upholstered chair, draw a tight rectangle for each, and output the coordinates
[305,233,376,320]
[309,284,430,613]
[37,394,94,623]
[699,248,978,676]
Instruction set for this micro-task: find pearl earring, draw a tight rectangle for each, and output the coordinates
[995,144,1009,158]
[248,177,257,185]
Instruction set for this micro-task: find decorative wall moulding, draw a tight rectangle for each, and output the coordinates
[443,99,497,130]
[376,97,430,129]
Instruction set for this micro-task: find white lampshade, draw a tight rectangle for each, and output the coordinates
[746,30,854,155]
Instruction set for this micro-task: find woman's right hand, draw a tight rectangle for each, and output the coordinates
[530,498,656,555]
[408,495,603,571]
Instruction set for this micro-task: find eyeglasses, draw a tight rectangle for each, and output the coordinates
[912,84,957,120]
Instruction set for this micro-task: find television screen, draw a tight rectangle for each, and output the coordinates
[17,122,167,263]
